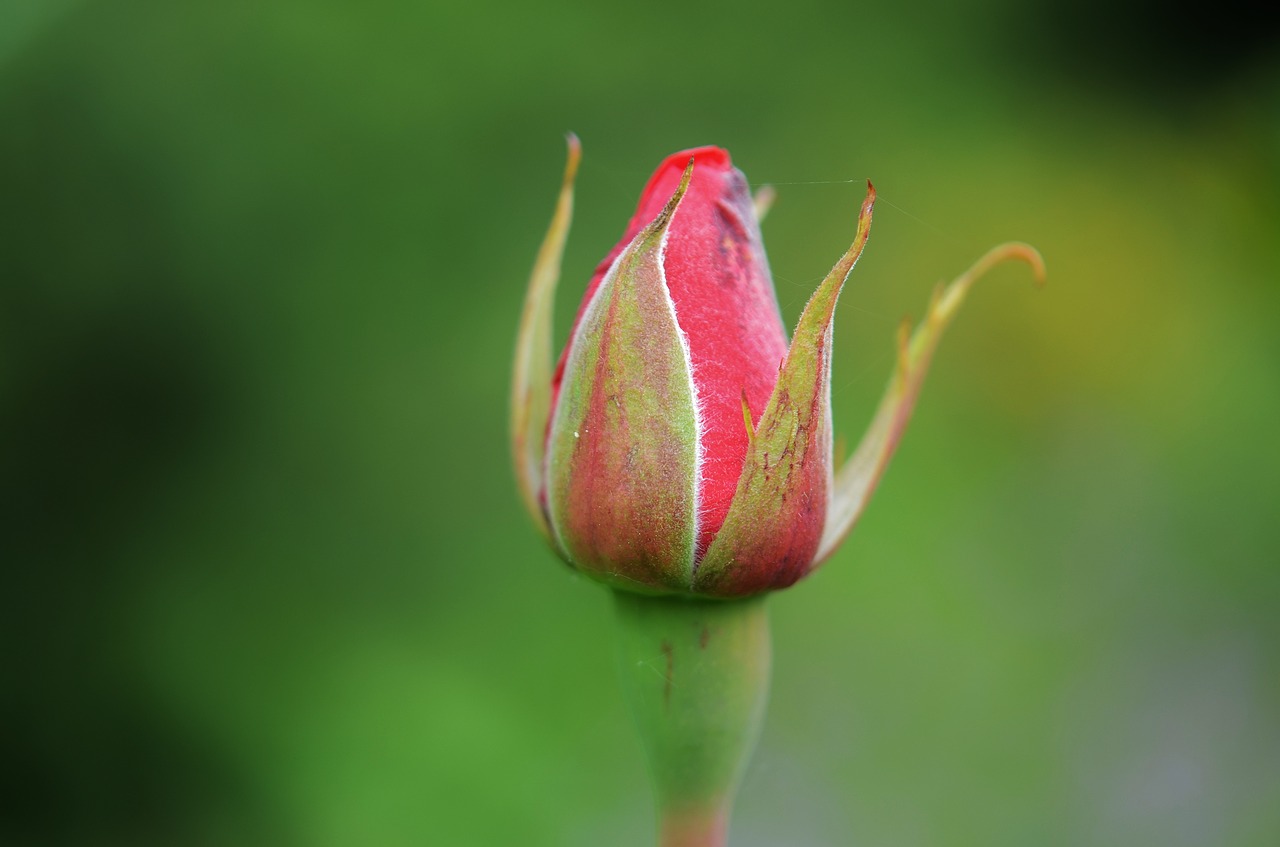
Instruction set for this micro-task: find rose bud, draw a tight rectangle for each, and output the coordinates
[512,138,1043,598]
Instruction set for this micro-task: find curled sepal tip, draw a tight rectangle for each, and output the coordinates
[511,134,581,541]
[814,241,1046,564]
[694,182,877,596]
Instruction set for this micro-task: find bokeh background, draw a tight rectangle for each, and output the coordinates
[3,1,1279,845]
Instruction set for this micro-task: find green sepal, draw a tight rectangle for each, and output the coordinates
[694,182,876,596]
[815,242,1046,563]
[510,134,580,541]
[546,161,701,592]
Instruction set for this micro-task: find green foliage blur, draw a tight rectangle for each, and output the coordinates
[3,1,1278,845]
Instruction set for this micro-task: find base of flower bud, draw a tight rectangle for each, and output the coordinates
[612,590,772,847]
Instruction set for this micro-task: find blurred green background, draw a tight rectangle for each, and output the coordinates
[3,1,1279,845]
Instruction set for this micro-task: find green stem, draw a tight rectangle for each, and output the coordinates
[613,591,772,847]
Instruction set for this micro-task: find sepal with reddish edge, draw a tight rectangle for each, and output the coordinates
[510,135,580,542]
[546,162,702,593]
[814,241,1047,563]
[694,182,877,597]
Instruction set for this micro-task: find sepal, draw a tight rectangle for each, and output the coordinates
[546,161,702,592]
[814,241,1046,563]
[511,135,580,541]
[694,182,877,596]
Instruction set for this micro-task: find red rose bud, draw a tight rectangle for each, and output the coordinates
[512,139,1044,598]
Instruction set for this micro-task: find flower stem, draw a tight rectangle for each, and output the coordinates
[612,591,772,847]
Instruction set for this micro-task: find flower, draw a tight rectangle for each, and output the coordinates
[512,137,1043,598]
